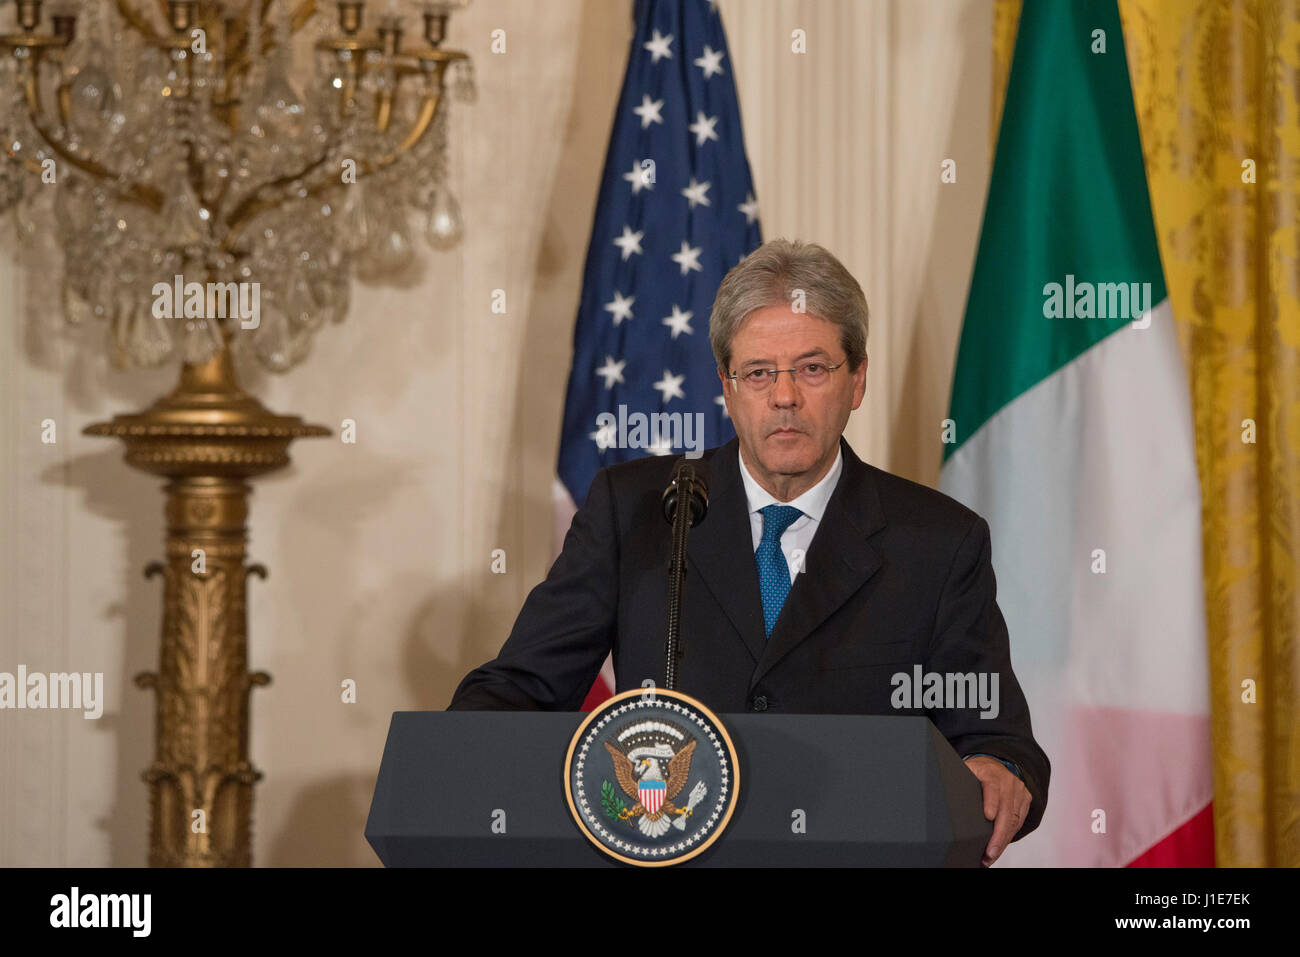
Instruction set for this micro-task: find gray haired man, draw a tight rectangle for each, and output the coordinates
[451,238,1050,865]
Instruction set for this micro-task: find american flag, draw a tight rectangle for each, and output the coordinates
[556,0,763,510]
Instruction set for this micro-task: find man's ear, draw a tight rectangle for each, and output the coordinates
[850,354,867,410]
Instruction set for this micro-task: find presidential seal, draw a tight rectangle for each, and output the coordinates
[564,687,739,866]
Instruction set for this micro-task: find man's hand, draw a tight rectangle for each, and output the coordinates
[964,755,1032,866]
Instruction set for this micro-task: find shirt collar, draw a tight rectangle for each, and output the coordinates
[737,443,844,522]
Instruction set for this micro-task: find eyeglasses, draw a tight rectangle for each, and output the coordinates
[726,359,848,393]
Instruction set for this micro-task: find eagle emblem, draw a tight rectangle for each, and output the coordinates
[602,720,709,838]
[565,688,738,866]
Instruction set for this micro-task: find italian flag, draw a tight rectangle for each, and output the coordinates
[939,0,1212,866]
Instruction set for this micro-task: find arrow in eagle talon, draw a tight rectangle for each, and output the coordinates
[673,781,708,830]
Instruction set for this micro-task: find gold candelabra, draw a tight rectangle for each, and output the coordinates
[1,0,472,866]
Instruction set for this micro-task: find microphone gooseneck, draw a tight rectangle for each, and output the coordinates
[662,462,708,690]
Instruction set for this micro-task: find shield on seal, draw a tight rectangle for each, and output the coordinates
[639,779,667,814]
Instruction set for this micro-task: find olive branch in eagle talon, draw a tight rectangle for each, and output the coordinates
[604,739,706,837]
[599,780,629,821]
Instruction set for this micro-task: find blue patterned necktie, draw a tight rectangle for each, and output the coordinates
[756,504,804,637]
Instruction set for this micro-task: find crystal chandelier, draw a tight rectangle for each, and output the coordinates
[1,0,474,373]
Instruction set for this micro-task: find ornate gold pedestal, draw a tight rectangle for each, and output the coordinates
[85,340,329,867]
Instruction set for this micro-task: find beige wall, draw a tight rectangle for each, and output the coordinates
[0,0,992,865]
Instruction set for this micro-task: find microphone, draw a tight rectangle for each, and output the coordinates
[662,459,708,690]
[661,461,709,526]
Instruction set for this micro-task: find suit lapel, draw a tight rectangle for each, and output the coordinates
[686,438,768,663]
[751,437,887,688]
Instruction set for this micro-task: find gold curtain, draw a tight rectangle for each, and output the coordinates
[993,0,1300,866]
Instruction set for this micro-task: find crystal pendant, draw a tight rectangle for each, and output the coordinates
[62,283,94,326]
[181,316,224,364]
[250,71,307,141]
[283,271,320,332]
[358,206,415,278]
[13,199,39,245]
[252,300,295,372]
[310,269,351,324]
[453,58,478,104]
[338,183,370,254]
[67,48,122,135]
[54,180,96,239]
[158,161,208,248]
[424,186,464,249]
[87,269,118,321]
[123,299,175,366]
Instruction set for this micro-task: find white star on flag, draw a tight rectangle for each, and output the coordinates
[689,111,719,146]
[643,29,673,63]
[715,394,729,418]
[646,432,675,456]
[612,225,644,260]
[633,93,665,129]
[595,355,627,388]
[681,178,712,208]
[671,240,703,275]
[694,45,726,79]
[738,192,759,224]
[653,369,686,402]
[662,305,694,339]
[604,290,635,325]
[623,160,654,194]
[589,419,618,450]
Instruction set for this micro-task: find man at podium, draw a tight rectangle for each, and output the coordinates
[449,239,1049,866]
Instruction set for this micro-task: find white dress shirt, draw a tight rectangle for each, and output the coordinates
[737,445,844,584]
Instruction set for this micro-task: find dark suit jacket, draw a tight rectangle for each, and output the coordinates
[449,435,1050,841]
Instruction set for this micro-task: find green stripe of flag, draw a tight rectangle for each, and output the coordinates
[944,0,1168,460]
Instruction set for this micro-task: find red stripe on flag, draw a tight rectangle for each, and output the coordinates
[580,674,614,713]
[1126,802,1215,867]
